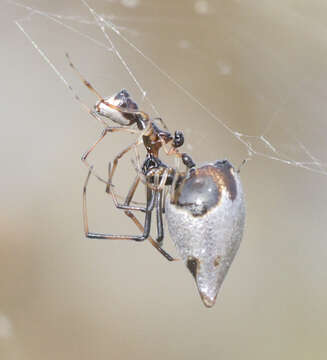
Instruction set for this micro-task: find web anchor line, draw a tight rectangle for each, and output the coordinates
[13,0,327,176]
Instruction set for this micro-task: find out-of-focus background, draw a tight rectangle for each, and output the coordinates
[1,0,327,359]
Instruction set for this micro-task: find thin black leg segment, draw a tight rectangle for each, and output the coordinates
[156,190,164,245]
[83,167,154,241]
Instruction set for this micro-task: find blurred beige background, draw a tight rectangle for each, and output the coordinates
[1,0,327,359]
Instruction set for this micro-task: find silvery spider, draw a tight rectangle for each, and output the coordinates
[67,54,246,308]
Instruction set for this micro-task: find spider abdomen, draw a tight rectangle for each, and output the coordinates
[165,160,245,307]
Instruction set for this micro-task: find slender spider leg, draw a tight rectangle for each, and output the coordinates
[162,187,168,214]
[65,54,112,128]
[83,167,177,261]
[124,207,177,262]
[133,143,142,177]
[66,52,103,100]
[68,82,110,127]
[104,166,178,261]
[138,167,175,192]
[127,185,177,261]
[103,120,153,194]
[82,126,139,184]
[122,175,177,261]
[110,174,146,212]
[152,173,164,243]
[143,167,169,192]
[158,135,184,158]
[149,175,178,260]
[157,168,169,191]
[153,117,169,131]
[155,189,164,245]
[83,166,153,241]
[67,53,153,123]
[167,165,182,206]
[105,138,142,194]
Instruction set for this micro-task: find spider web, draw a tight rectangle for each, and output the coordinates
[11,0,327,176]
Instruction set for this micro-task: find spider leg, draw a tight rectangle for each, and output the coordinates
[68,82,109,128]
[82,126,138,184]
[105,138,142,194]
[167,165,183,206]
[138,167,174,192]
[83,167,153,241]
[124,208,177,262]
[142,167,169,192]
[110,174,146,212]
[66,52,103,100]
[162,187,168,214]
[159,137,183,158]
[66,54,113,128]
[157,167,169,191]
[83,167,177,261]
[152,117,169,131]
[110,171,178,261]
[67,53,153,123]
[133,143,142,177]
[155,190,164,245]
[104,121,153,194]
[126,186,178,261]
[151,175,179,260]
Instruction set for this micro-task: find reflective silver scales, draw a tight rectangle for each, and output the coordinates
[165,160,245,307]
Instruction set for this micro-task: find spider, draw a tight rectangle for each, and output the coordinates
[67,54,246,307]
[66,54,195,262]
